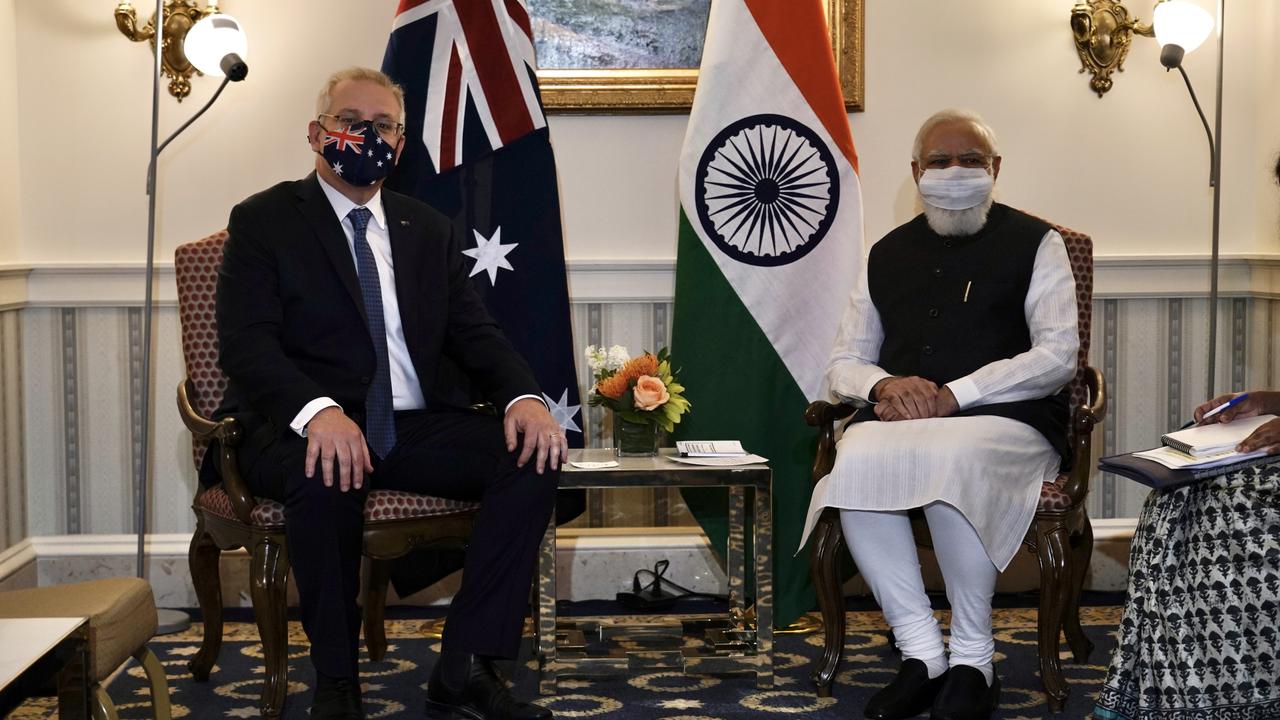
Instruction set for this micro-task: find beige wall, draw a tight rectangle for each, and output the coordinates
[0,0,19,260]
[8,0,1280,267]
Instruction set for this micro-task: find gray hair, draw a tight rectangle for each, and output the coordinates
[911,109,999,162]
[316,67,406,122]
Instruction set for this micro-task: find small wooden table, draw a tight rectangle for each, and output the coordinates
[536,448,773,693]
[0,617,91,720]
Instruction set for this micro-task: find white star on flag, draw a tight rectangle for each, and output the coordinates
[542,389,581,433]
[331,162,343,176]
[462,227,517,285]
[376,161,383,167]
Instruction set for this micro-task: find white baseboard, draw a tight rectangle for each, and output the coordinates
[0,520,1137,607]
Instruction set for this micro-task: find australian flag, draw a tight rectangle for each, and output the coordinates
[382,0,582,444]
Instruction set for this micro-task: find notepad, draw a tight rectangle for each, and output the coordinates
[1159,414,1276,456]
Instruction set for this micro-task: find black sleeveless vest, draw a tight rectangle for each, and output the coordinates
[863,203,1070,467]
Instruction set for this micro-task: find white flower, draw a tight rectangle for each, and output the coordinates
[606,345,630,370]
[584,345,608,372]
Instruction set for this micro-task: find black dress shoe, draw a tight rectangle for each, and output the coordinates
[425,653,552,720]
[310,674,363,720]
[864,658,947,720]
[930,665,999,720]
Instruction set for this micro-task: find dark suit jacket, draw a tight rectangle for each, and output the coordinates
[205,173,540,482]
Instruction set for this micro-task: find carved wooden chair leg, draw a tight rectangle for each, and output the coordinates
[1063,511,1095,663]
[364,558,392,662]
[187,521,224,681]
[251,536,291,720]
[810,509,847,698]
[1033,518,1072,712]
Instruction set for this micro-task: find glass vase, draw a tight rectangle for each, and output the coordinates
[612,415,660,457]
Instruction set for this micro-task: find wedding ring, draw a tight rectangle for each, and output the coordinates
[548,432,561,439]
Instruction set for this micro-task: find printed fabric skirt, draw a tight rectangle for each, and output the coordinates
[1093,462,1280,720]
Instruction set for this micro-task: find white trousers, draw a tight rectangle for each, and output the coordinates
[840,502,998,671]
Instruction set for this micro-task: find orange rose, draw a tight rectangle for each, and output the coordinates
[632,375,670,411]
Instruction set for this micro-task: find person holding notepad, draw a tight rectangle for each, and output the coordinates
[1094,388,1280,719]
[1095,162,1280,720]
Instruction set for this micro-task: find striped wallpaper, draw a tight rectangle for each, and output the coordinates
[0,296,1277,552]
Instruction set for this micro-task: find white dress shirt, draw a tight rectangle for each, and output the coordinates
[289,176,538,436]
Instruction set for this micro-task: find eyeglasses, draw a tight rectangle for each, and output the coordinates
[921,152,992,170]
[317,113,405,142]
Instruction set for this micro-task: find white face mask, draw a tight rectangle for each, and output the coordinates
[917,166,994,210]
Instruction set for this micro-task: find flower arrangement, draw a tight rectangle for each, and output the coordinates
[585,345,691,432]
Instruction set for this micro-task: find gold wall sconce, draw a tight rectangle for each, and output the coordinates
[1070,0,1155,96]
[114,0,222,101]
[1070,0,1215,97]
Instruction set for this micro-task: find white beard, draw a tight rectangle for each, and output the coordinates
[921,194,994,237]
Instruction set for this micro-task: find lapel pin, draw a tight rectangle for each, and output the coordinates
[400,220,410,227]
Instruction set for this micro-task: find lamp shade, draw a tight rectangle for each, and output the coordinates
[184,13,248,78]
[1153,0,1214,54]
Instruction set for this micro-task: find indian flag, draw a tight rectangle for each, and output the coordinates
[672,0,862,628]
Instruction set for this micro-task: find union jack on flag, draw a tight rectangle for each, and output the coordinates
[385,0,546,175]
[323,127,366,154]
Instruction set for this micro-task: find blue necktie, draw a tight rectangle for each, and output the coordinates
[348,207,396,458]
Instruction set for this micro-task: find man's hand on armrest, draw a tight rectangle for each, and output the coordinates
[304,407,373,492]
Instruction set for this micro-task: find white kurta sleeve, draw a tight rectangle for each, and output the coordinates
[826,260,892,403]
[943,229,1079,410]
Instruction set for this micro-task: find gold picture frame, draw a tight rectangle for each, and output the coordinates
[535,0,864,113]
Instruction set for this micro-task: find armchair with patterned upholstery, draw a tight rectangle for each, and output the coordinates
[174,230,481,720]
[804,222,1107,712]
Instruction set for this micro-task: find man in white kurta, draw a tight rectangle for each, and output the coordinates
[801,110,1078,720]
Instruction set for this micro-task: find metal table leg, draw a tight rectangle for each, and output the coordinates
[727,485,746,619]
[754,478,774,688]
[536,516,558,695]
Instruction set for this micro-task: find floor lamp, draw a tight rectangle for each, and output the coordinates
[137,3,249,634]
[1152,0,1223,399]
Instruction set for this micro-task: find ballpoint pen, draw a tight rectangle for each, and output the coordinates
[1179,393,1250,429]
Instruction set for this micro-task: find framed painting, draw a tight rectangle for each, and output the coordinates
[532,0,864,113]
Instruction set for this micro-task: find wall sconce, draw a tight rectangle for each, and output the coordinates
[114,0,223,101]
[1070,0,1155,96]
[1070,0,1216,98]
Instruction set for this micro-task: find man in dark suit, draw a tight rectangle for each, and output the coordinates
[215,67,563,720]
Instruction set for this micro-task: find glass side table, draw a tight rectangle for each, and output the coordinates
[535,448,773,694]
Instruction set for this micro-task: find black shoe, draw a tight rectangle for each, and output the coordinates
[425,653,552,720]
[864,658,946,720]
[930,665,1000,720]
[310,674,363,720]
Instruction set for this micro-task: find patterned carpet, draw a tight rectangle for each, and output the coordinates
[12,606,1121,719]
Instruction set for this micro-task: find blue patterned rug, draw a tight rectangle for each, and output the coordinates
[13,605,1121,719]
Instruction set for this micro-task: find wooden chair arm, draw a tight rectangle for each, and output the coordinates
[177,378,254,524]
[1060,365,1107,503]
[806,401,858,485]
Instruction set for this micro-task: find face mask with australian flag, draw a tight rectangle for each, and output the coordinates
[320,121,396,187]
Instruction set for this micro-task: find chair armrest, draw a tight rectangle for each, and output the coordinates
[1060,365,1107,503]
[177,378,255,524]
[805,401,858,485]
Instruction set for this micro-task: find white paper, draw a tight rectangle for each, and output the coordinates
[675,440,747,456]
[666,454,768,467]
[1132,445,1270,470]
[568,460,620,469]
